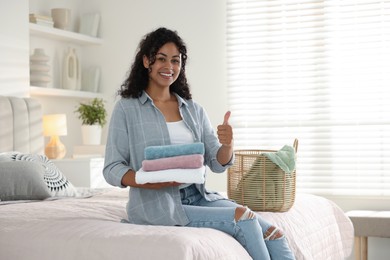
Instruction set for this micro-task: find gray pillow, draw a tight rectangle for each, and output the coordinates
[0,152,78,198]
[0,161,52,201]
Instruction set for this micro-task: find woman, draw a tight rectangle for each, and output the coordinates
[103,27,295,260]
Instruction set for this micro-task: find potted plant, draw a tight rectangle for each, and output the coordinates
[75,98,107,145]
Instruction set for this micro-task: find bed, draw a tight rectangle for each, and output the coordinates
[0,96,354,260]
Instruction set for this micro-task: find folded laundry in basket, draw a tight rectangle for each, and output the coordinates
[263,145,296,174]
[144,142,205,160]
[135,166,206,184]
[142,154,204,171]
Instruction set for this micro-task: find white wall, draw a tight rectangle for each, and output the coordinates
[0,0,29,97]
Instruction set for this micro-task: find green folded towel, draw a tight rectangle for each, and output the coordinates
[263,145,296,174]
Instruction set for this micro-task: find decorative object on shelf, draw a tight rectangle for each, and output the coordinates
[62,48,81,90]
[79,13,100,37]
[30,48,51,87]
[74,98,107,145]
[81,66,100,92]
[51,8,71,30]
[29,13,54,27]
[43,114,68,159]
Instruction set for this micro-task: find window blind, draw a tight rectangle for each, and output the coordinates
[226,0,390,196]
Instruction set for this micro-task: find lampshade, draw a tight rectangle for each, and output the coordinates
[43,114,67,159]
[43,114,68,137]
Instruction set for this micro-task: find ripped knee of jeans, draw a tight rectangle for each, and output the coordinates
[264,226,284,240]
[234,208,285,241]
[234,206,256,222]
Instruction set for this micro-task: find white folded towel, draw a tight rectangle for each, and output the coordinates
[135,166,206,184]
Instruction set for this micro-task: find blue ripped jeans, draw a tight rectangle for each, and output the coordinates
[180,184,295,260]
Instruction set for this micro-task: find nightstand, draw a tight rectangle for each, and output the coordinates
[52,157,111,188]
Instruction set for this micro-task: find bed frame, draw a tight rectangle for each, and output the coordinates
[0,96,43,154]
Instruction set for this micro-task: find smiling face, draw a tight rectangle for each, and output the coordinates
[143,42,182,90]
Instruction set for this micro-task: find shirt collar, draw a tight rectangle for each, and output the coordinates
[139,91,149,104]
[139,90,188,108]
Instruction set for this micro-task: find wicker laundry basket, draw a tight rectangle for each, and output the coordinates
[227,139,298,212]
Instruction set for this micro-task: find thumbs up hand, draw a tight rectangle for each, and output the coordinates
[217,111,233,147]
[223,111,231,125]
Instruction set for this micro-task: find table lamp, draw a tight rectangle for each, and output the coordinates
[43,114,67,159]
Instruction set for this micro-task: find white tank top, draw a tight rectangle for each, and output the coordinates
[166,120,195,189]
[166,120,194,145]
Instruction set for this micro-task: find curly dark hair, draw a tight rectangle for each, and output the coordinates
[118,27,192,99]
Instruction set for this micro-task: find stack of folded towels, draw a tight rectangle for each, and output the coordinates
[135,142,206,184]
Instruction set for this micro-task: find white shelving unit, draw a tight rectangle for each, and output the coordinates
[29,23,103,45]
[29,23,103,99]
[30,86,103,99]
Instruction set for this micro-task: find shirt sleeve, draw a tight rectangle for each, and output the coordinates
[103,101,133,188]
[197,104,234,173]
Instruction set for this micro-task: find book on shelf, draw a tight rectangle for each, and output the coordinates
[29,13,54,28]
[29,13,53,21]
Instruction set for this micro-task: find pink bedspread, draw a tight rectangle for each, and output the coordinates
[0,189,353,260]
[0,188,250,260]
[258,194,354,260]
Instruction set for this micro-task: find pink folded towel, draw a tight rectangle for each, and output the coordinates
[142,154,204,172]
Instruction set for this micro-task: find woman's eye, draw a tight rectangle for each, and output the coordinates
[157,57,165,62]
[172,59,180,64]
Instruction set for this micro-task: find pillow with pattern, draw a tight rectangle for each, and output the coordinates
[0,152,78,198]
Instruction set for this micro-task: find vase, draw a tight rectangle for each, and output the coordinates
[62,48,81,90]
[51,8,71,30]
[81,125,102,145]
[30,48,51,87]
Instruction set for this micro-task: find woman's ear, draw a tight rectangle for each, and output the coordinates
[143,55,149,69]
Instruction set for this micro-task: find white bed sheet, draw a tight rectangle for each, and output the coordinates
[0,188,353,260]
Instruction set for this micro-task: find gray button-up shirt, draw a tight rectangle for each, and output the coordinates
[103,91,233,226]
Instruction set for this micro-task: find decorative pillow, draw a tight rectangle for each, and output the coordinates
[0,161,52,201]
[0,152,78,198]
[0,152,14,162]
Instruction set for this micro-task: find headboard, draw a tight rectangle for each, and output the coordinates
[0,96,43,154]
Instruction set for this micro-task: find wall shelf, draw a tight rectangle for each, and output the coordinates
[30,86,103,99]
[29,23,103,45]
[29,23,103,99]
